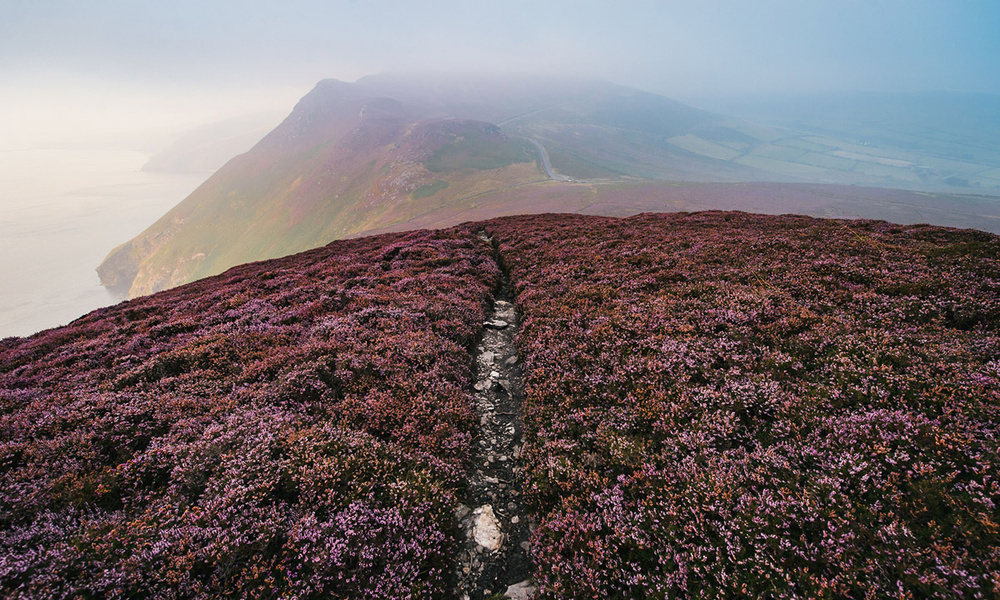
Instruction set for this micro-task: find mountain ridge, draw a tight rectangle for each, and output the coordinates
[98,75,1000,299]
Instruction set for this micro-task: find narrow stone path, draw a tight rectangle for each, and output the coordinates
[454,232,535,600]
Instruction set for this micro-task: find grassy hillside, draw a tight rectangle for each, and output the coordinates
[99,77,1000,302]
[7,212,1000,598]
[97,80,544,299]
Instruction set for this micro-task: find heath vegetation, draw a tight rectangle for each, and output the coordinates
[3,211,999,598]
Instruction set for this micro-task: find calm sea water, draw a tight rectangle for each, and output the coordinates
[0,147,207,338]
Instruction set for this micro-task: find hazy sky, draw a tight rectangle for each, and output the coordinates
[2,0,999,147]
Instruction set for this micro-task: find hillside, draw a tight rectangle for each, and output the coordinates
[98,76,1000,300]
[7,211,1000,599]
[97,77,545,298]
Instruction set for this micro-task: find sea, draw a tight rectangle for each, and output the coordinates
[0,147,208,338]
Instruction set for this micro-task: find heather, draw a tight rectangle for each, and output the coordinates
[486,212,1000,598]
[0,228,499,598]
[4,211,1000,599]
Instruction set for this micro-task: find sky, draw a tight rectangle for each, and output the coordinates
[2,0,999,149]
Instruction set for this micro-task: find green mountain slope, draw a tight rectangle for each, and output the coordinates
[98,79,544,297]
[98,76,1000,298]
[98,76,736,297]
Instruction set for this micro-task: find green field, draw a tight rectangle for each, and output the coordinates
[666,134,742,161]
[735,154,832,177]
[412,179,449,199]
[793,151,859,171]
[425,129,534,173]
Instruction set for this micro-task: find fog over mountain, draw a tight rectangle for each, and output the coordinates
[3,0,998,149]
[92,74,1000,301]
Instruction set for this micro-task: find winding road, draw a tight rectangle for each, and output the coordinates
[527,138,577,183]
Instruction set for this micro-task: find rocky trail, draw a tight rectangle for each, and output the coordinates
[454,232,535,600]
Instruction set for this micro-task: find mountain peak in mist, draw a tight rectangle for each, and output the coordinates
[99,75,1000,298]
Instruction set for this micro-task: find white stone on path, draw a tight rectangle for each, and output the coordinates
[472,505,504,551]
[505,579,538,600]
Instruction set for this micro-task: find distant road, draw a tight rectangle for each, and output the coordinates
[527,138,576,183]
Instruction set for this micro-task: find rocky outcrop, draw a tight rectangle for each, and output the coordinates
[94,239,141,298]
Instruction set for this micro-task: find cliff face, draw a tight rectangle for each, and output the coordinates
[9,212,1000,598]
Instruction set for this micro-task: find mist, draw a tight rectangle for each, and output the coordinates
[4,0,999,153]
[4,1,999,135]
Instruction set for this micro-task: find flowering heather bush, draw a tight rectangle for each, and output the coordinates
[486,212,1000,599]
[0,228,499,598]
[4,211,1000,599]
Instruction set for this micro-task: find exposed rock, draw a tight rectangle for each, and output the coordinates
[458,253,531,598]
[473,505,504,551]
[505,579,538,600]
[504,355,518,365]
